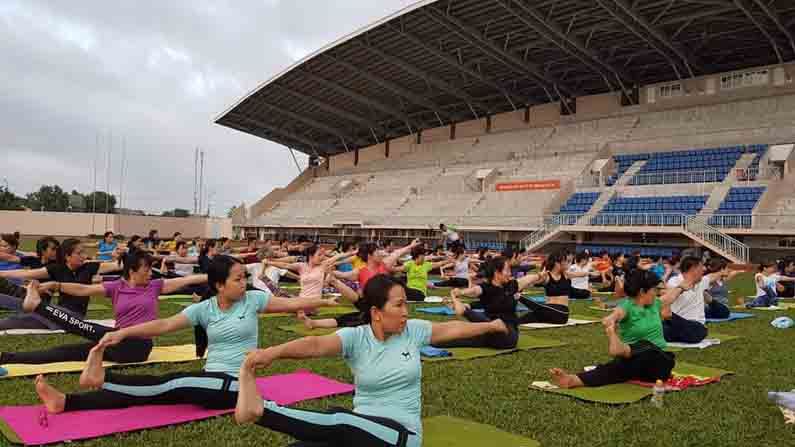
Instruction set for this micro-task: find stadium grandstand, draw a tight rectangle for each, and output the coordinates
[217,0,795,264]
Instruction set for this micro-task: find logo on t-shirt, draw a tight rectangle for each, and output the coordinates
[401,351,412,361]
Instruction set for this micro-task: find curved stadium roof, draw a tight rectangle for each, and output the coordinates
[216,0,795,157]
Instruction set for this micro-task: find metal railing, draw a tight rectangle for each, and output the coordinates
[733,166,782,182]
[684,215,749,263]
[628,169,720,186]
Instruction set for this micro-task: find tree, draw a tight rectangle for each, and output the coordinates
[162,208,190,218]
[25,185,70,211]
[83,191,117,214]
[0,186,24,211]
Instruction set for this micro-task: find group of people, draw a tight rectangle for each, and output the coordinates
[0,230,790,446]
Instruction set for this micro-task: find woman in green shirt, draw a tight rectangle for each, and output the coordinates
[548,269,695,388]
[394,246,452,302]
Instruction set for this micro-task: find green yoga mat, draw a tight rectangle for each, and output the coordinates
[423,415,540,446]
[278,324,337,336]
[423,335,566,362]
[665,333,741,352]
[530,362,733,404]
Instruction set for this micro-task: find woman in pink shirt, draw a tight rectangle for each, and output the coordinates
[267,245,356,298]
[0,251,207,371]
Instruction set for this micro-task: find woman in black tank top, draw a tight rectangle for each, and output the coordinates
[521,251,571,325]
[433,256,559,349]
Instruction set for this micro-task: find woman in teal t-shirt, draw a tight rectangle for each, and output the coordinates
[32,256,336,415]
[235,274,510,447]
[548,269,692,389]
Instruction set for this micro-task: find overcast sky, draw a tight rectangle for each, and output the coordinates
[0,0,417,215]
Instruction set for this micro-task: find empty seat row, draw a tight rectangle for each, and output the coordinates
[577,244,678,258]
[715,187,766,215]
[558,192,601,214]
[600,195,708,215]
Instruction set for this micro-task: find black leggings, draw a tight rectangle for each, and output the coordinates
[260,403,419,447]
[404,288,425,302]
[0,303,152,365]
[517,299,570,325]
[434,278,468,288]
[662,313,708,344]
[704,301,731,320]
[65,371,238,411]
[570,288,591,300]
[578,341,675,387]
[433,309,519,350]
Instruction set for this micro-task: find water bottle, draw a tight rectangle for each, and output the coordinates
[768,391,795,410]
[651,379,665,408]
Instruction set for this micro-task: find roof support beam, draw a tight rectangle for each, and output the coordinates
[301,71,416,134]
[254,101,360,145]
[230,114,323,149]
[422,6,575,101]
[595,0,697,79]
[271,84,381,132]
[354,40,488,119]
[324,52,452,124]
[496,0,636,103]
[733,0,785,63]
[383,22,526,108]
[750,0,795,56]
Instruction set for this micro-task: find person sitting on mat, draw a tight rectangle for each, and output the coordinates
[297,274,370,331]
[33,255,339,414]
[747,260,795,308]
[435,246,472,288]
[664,256,725,343]
[524,251,572,325]
[233,274,508,447]
[433,256,557,350]
[703,258,740,319]
[392,246,454,302]
[0,239,122,331]
[548,269,682,389]
[568,252,594,300]
[334,240,420,292]
[0,251,208,369]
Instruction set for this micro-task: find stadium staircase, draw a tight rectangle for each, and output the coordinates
[521,157,750,263]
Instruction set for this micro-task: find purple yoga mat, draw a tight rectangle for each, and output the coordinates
[0,370,354,446]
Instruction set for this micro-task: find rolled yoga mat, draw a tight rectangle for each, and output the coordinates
[0,370,355,445]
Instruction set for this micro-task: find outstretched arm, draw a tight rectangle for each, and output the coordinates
[451,285,483,299]
[0,267,49,280]
[384,239,420,269]
[99,313,191,346]
[53,282,107,298]
[161,274,208,295]
[263,295,337,314]
[430,319,508,345]
[517,271,547,290]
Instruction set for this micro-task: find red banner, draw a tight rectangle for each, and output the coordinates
[495,180,561,192]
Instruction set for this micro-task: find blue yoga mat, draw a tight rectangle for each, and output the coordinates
[705,312,755,324]
[418,304,529,316]
[420,346,452,358]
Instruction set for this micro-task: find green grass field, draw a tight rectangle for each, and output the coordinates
[0,274,793,446]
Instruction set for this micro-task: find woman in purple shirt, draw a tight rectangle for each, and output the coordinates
[0,251,207,369]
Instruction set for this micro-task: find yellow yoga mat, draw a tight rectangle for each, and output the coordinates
[1,345,201,379]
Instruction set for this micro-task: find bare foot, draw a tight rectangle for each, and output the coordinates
[35,375,65,414]
[22,280,42,313]
[549,368,583,389]
[297,311,314,330]
[79,344,106,389]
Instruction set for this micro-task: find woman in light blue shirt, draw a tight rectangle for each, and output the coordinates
[235,274,509,447]
[96,231,118,261]
[32,255,337,415]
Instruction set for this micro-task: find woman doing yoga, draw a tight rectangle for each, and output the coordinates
[0,239,121,330]
[435,246,471,288]
[434,256,554,350]
[234,274,508,447]
[393,246,453,302]
[33,255,339,414]
[549,269,687,389]
[0,251,208,367]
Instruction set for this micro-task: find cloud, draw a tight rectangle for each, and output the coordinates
[0,0,417,215]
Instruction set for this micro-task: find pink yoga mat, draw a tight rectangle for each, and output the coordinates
[0,370,354,446]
